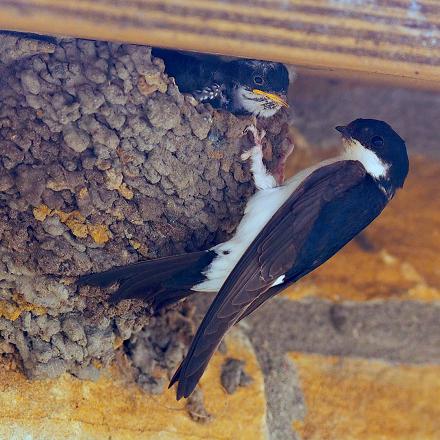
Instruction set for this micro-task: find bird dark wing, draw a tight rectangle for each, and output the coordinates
[152,48,227,105]
[192,84,226,105]
[237,168,389,324]
[170,160,368,399]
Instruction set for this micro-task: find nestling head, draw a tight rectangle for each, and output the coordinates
[230,60,289,117]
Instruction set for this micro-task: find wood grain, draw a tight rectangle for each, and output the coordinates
[0,0,439,88]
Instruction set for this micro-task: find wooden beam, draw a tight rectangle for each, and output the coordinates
[0,0,439,88]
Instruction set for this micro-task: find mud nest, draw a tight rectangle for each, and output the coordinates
[0,33,289,390]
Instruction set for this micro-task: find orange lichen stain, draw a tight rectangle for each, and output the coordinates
[0,293,46,321]
[32,204,51,221]
[62,210,88,238]
[290,352,440,440]
[118,182,134,200]
[88,224,110,245]
[283,155,440,302]
[33,204,110,244]
[77,187,89,199]
[0,330,266,440]
[0,301,22,321]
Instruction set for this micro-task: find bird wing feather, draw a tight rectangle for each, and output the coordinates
[171,160,367,399]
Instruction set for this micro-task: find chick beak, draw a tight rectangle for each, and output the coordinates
[252,89,289,108]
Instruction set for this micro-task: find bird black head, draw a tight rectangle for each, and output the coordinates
[336,119,409,191]
[228,60,289,117]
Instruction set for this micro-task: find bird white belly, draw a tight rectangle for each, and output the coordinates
[193,157,341,292]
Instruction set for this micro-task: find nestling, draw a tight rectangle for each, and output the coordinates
[152,48,290,118]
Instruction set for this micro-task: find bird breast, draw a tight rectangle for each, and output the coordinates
[193,157,343,292]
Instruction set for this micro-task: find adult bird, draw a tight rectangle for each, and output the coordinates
[152,48,290,118]
[79,119,409,399]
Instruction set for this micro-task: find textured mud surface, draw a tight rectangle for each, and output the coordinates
[220,357,253,394]
[0,33,289,387]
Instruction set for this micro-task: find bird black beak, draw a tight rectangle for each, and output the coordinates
[335,125,349,137]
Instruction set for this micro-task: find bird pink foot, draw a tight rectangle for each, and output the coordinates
[241,125,277,190]
[242,124,295,187]
[241,125,266,161]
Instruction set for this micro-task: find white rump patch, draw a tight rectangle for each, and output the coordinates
[271,275,285,287]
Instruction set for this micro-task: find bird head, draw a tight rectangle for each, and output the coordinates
[229,60,289,117]
[336,119,409,192]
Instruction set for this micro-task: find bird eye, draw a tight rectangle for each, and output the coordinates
[253,75,264,86]
[371,136,384,147]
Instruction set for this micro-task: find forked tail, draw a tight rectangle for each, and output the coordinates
[78,250,216,310]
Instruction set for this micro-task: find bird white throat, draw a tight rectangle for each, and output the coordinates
[234,87,282,118]
[342,138,389,180]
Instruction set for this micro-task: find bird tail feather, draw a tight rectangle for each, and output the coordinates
[77,250,216,310]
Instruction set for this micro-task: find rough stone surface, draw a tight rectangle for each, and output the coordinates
[291,353,440,440]
[0,329,267,439]
[123,303,195,395]
[254,351,304,440]
[0,32,289,384]
[220,357,253,394]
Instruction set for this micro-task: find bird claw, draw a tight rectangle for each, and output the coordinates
[241,144,263,161]
[241,125,277,190]
[241,125,266,161]
[244,125,266,143]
